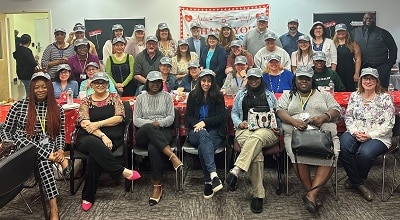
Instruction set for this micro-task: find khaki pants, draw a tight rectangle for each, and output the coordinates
[234,128,279,198]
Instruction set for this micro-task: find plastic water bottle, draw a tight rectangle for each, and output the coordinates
[67,88,73,104]
[388,83,395,92]
[328,80,335,95]
[226,84,233,98]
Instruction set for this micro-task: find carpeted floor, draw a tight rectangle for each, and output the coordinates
[1,153,400,220]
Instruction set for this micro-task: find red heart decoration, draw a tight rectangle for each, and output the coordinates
[185,15,193,22]
[256,13,262,18]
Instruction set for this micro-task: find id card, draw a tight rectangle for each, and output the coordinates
[39,137,49,145]
[80,74,87,79]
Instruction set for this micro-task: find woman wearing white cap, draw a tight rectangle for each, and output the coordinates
[171,39,199,81]
[80,62,117,96]
[67,38,101,86]
[262,54,294,93]
[310,22,337,71]
[333,23,361,91]
[291,35,314,73]
[200,31,227,88]
[52,64,79,99]
[0,72,70,219]
[156,23,177,58]
[76,72,141,211]
[340,67,394,202]
[133,71,182,206]
[185,69,227,199]
[102,24,125,65]
[125,24,146,58]
[277,66,341,213]
[225,40,254,74]
[221,55,249,95]
[219,23,236,55]
[105,37,135,96]
[41,28,76,79]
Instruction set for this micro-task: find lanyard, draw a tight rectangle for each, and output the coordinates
[299,91,312,111]
[234,77,244,88]
[35,107,47,135]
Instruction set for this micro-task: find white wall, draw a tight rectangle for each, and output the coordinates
[1,0,399,58]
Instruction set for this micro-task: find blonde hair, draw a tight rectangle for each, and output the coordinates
[357,76,385,93]
[333,30,355,53]
[296,41,313,62]
[264,62,284,73]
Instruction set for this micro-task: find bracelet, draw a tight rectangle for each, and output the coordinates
[324,112,332,121]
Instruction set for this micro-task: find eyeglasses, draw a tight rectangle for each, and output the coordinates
[92,81,109,86]
[362,76,376,81]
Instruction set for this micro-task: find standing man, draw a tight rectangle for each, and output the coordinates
[254,33,291,71]
[279,18,303,57]
[242,14,282,57]
[352,12,397,89]
[134,36,164,95]
[188,22,206,58]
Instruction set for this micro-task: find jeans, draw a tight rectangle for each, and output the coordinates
[188,129,223,182]
[21,79,30,97]
[339,132,388,185]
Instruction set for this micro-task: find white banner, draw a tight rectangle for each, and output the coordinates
[179,4,269,41]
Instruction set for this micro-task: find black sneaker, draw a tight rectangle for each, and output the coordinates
[225,172,238,191]
[250,197,263,213]
[211,176,223,193]
[203,184,214,199]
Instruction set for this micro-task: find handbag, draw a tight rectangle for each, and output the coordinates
[247,106,278,131]
[291,129,334,159]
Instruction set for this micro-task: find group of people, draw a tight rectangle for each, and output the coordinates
[5,12,398,219]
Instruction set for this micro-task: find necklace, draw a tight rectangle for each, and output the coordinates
[77,54,88,75]
[299,90,313,110]
[268,73,281,93]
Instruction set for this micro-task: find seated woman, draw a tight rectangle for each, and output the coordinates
[185,69,227,199]
[171,39,199,82]
[133,71,183,206]
[0,72,70,220]
[276,66,341,213]
[221,55,248,95]
[262,54,293,93]
[340,67,394,201]
[52,64,79,99]
[75,72,141,211]
[79,62,117,96]
[226,68,280,213]
[179,60,200,92]
[158,57,178,92]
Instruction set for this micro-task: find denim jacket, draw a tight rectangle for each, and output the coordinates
[231,88,281,129]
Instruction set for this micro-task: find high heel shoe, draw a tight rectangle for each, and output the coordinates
[127,170,141,181]
[169,153,183,171]
[81,201,93,211]
[149,185,162,206]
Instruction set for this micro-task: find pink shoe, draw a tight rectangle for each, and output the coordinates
[127,170,141,181]
[81,201,92,211]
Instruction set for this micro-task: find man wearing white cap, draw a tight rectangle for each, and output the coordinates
[279,18,304,57]
[242,14,282,57]
[41,28,76,79]
[187,22,206,57]
[134,36,164,95]
[254,33,291,71]
[312,51,345,91]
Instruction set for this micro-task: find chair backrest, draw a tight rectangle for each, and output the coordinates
[0,144,35,208]
[392,114,400,137]
[123,101,133,125]
[171,108,179,137]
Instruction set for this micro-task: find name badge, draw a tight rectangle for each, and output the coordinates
[80,74,87,79]
[39,137,49,145]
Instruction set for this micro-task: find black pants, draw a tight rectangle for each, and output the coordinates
[135,123,172,180]
[363,62,391,88]
[76,134,124,203]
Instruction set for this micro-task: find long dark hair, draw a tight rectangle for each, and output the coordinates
[310,23,327,39]
[26,77,61,139]
[288,76,319,100]
[191,75,221,104]
[54,70,73,83]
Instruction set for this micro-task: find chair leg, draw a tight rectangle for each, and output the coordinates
[18,192,32,213]
[275,154,283,195]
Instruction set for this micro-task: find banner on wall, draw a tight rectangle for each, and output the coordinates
[179,4,269,41]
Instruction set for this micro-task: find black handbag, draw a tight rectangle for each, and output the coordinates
[291,129,334,159]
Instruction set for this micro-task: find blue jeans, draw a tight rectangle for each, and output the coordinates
[188,129,223,182]
[339,132,388,185]
[21,79,30,97]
